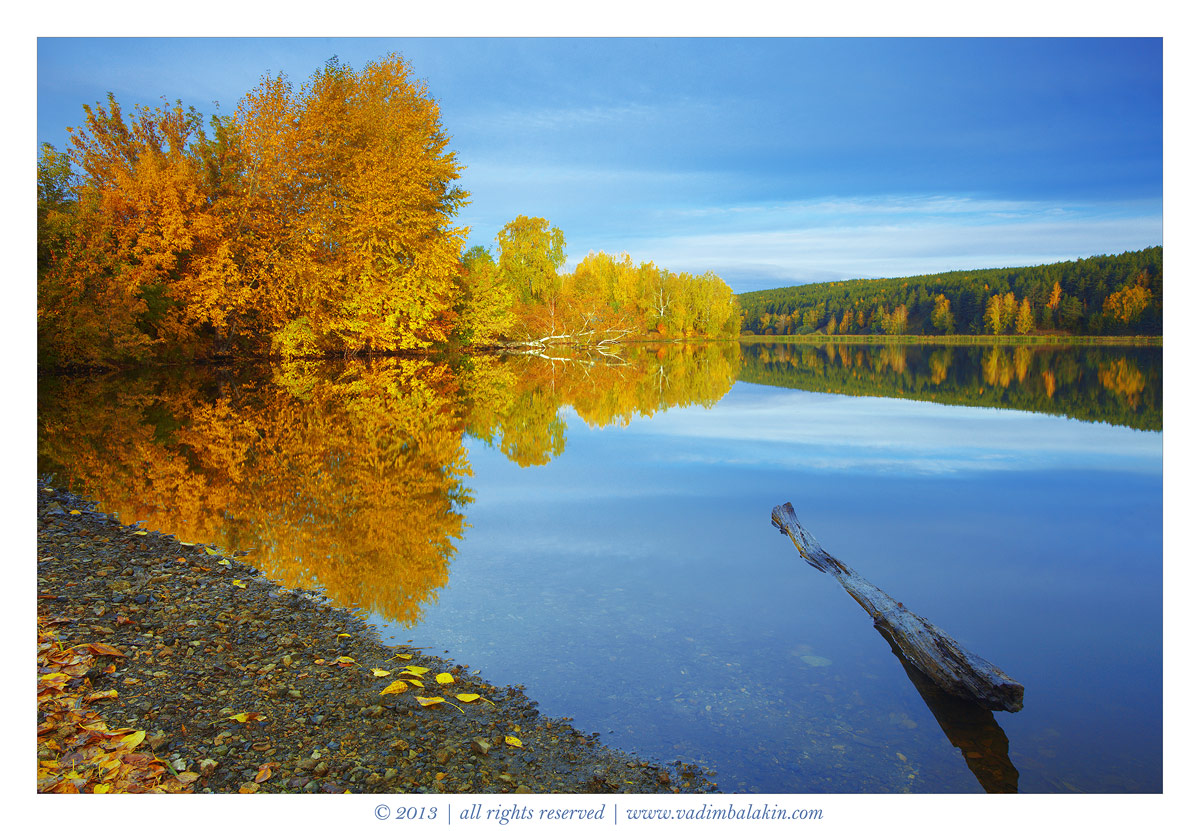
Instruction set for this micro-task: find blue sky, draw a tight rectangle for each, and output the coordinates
[36,36,1163,293]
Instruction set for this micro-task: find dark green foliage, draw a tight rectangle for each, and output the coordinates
[738,247,1163,337]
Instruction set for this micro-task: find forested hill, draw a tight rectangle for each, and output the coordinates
[737,247,1162,337]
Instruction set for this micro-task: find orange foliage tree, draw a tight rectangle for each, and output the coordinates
[38,54,469,367]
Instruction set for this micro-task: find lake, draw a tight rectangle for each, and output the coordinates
[37,342,1163,794]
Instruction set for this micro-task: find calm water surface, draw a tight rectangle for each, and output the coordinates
[38,343,1163,794]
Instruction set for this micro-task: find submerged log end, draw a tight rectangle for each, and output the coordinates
[773,501,1025,713]
[928,636,1025,713]
[982,675,1025,713]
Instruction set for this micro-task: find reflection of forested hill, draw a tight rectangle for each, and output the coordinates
[737,343,1162,432]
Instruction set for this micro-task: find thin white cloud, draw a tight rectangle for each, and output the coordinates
[636,208,1163,283]
[457,101,664,135]
[457,159,704,190]
[663,194,1053,221]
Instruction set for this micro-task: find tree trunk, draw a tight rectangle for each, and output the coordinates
[770,502,1024,713]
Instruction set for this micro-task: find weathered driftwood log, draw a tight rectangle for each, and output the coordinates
[771,502,1024,713]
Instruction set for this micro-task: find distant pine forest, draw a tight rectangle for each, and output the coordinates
[737,246,1162,338]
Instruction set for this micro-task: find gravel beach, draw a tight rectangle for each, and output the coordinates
[36,481,718,795]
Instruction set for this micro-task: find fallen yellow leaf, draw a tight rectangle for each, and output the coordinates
[175,771,200,785]
[337,633,351,639]
[455,693,481,702]
[218,559,231,566]
[371,668,392,677]
[231,579,247,589]
[407,678,425,688]
[415,696,445,707]
[70,510,81,515]
[401,666,429,676]
[205,547,217,556]
[505,736,523,748]
[133,529,147,535]
[229,712,265,723]
[117,730,146,750]
[94,784,111,793]
[335,656,356,665]
[394,653,413,660]
[436,672,455,684]
[380,680,409,695]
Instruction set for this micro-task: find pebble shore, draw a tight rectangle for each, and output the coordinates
[36,482,717,794]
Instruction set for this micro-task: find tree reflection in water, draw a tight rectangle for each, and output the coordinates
[38,343,741,625]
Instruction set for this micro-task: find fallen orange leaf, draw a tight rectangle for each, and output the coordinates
[87,643,126,657]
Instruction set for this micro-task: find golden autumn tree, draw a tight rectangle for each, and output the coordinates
[1102,278,1153,329]
[931,293,955,334]
[455,246,516,344]
[984,294,1005,335]
[38,54,469,367]
[497,215,566,305]
[1015,297,1035,334]
[39,96,222,365]
[290,57,468,353]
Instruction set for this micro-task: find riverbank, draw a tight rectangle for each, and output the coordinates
[36,482,717,795]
